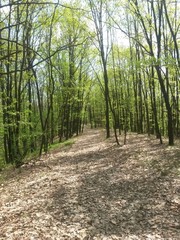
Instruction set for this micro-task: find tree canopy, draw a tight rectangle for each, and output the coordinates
[0,0,180,167]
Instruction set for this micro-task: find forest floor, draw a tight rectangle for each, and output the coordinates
[0,128,180,240]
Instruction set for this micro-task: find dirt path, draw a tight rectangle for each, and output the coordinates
[0,128,180,240]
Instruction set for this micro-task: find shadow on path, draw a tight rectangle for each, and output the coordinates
[47,130,180,239]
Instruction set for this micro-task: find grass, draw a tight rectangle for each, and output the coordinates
[49,139,75,151]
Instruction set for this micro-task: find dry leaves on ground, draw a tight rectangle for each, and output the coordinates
[0,128,180,240]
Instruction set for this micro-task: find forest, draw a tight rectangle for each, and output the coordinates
[0,1,180,239]
[0,0,180,168]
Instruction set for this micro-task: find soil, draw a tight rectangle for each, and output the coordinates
[0,128,180,240]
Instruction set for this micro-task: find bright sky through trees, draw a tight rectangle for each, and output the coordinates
[0,0,179,167]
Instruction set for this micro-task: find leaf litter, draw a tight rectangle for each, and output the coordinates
[0,128,179,240]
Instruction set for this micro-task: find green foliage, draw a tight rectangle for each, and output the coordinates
[0,0,179,168]
[49,139,75,151]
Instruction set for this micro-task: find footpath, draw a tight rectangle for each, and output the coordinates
[0,129,179,239]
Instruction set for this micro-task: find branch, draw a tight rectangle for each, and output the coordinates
[88,58,105,94]
[108,14,151,54]
[0,51,22,61]
[0,1,89,12]
[0,22,26,32]
[0,39,89,75]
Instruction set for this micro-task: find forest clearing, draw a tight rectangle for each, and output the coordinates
[0,128,179,240]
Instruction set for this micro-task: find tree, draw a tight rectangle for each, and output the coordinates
[88,0,111,138]
[125,0,176,145]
